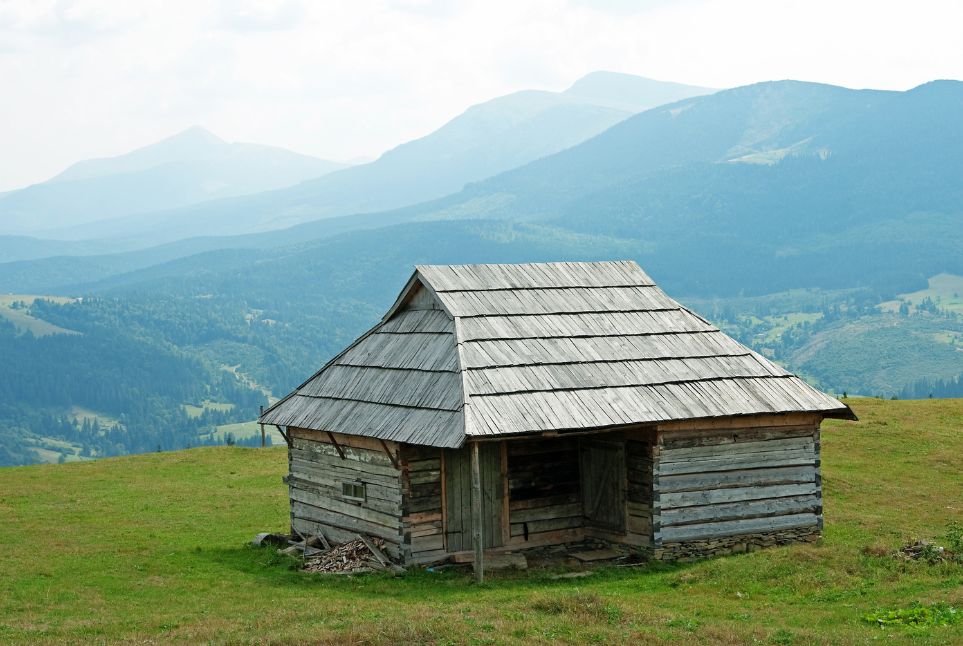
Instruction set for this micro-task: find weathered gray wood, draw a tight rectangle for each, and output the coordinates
[291,503,401,543]
[660,494,820,527]
[287,472,402,504]
[288,478,402,514]
[580,439,626,532]
[290,489,400,528]
[510,502,582,523]
[470,441,484,584]
[656,450,816,475]
[292,517,401,558]
[659,512,819,542]
[658,465,817,493]
[660,482,820,508]
[511,515,583,536]
[659,436,815,461]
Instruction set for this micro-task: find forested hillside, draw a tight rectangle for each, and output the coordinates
[2,80,962,466]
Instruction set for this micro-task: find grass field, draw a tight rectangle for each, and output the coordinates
[881,274,963,315]
[0,294,79,337]
[0,398,960,644]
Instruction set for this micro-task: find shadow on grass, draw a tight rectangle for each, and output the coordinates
[198,543,694,601]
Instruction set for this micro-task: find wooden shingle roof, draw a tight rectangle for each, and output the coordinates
[260,261,853,447]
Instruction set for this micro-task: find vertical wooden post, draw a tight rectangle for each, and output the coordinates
[470,441,484,584]
[259,405,265,448]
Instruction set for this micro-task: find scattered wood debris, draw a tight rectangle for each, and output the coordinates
[259,530,405,575]
[302,536,400,574]
[893,540,954,563]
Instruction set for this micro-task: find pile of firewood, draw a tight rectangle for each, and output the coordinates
[256,529,402,574]
[303,537,392,574]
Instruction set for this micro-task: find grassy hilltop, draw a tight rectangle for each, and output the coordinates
[1,398,961,645]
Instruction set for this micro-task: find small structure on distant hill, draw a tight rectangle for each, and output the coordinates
[259,261,854,577]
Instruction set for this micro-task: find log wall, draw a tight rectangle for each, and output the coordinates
[286,428,404,558]
[399,444,446,564]
[506,438,584,548]
[652,417,822,557]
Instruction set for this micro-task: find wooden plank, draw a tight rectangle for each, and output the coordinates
[656,450,816,475]
[511,515,583,537]
[288,480,402,515]
[470,441,484,584]
[358,534,392,568]
[659,512,819,542]
[660,494,820,527]
[501,442,510,546]
[290,458,401,488]
[658,465,817,493]
[290,428,400,453]
[287,472,402,504]
[659,482,820,508]
[506,527,583,549]
[291,441,399,473]
[410,534,445,552]
[291,509,402,545]
[509,493,580,511]
[658,414,818,433]
[510,503,583,523]
[290,492,400,530]
[659,436,815,460]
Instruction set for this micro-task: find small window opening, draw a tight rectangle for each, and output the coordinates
[342,481,366,502]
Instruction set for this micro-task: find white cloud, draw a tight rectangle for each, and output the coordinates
[0,0,960,191]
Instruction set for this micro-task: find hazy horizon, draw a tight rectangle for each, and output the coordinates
[2,0,962,192]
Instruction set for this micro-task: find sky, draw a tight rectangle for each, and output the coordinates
[1,0,961,192]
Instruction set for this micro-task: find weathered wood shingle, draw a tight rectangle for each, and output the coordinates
[260,261,853,447]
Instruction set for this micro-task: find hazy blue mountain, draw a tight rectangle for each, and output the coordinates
[0,127,347,238]
[7,80,961,297]
[379,80,963,294]
[6,78,963,465]
[53,73,714,245]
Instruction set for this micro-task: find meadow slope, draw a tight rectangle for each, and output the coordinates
[0,398,961,645]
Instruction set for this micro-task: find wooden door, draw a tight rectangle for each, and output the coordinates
[443,443,504,551]
[580,439,626,531]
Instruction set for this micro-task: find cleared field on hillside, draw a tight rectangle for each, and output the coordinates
[0,294,79,337]
[0,399,960,645]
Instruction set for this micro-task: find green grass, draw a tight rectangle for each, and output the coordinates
[0,398,961,644]
[0,294,80,337]
[182,400,235,419]
[881,274,963,315]
[202,420,285,444]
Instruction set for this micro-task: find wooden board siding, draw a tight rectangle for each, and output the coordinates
[398,444,446,565]
[443,444,503,551]
[580,439,626,531]
[506,439,584,547]
[653,421,822,544]
[624,440,654,545]
[287,428,403,557]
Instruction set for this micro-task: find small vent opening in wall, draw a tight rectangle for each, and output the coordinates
[342,481,366,502]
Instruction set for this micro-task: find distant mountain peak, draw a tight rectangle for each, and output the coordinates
[164,125,225,146]
[563,70,715,112]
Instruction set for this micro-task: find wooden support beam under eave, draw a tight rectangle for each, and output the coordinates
[470,441,484,584]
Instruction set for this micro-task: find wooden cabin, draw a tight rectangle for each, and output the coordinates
[259,261,854,571]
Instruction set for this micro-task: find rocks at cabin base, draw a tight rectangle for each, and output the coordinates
[653,526,820,561]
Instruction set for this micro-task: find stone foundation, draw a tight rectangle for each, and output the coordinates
[652,526,820,561]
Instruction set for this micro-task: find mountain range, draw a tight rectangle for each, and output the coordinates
[0,127,347,240]
[0,72,713,256]
[2,73,962,466]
